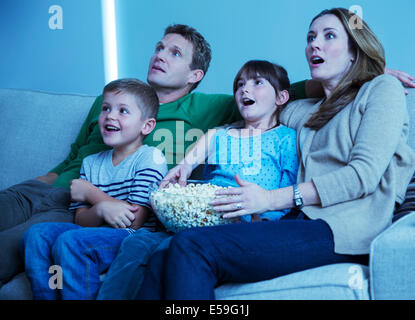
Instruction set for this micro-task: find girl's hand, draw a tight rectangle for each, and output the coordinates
[70,179,95,202]
[210,174,272,219]
[160,164,193,188]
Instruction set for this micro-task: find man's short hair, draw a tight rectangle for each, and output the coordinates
[164,24,212,91]
[103,78,159,119]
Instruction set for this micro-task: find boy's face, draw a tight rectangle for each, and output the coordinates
[99,91,147,151]
[147,33,196,92]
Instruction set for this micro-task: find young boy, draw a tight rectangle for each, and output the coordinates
[20,78,168,300]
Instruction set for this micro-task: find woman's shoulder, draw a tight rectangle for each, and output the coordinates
[280,98,321,130]
[359,74,404,96]
[354,74,406,111]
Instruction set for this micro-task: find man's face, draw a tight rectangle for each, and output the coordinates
[147,33,196,92]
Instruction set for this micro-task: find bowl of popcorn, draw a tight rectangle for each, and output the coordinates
[149,180,235,233]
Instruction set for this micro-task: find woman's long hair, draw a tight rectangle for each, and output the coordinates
[305,8,385,130]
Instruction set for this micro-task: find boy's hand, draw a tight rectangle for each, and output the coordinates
[70,179,95,202]
[96,200,138,229]
[160,164,193,188]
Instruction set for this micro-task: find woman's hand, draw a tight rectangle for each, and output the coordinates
[210,174,272,219]
[385,68,415,94]
[160,164,193,188]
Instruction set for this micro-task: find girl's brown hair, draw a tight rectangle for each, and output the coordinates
[305,8,385,130]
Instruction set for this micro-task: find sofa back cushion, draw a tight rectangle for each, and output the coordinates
[0,89,96,190]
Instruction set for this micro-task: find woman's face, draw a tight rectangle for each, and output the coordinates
[305,14,355,89]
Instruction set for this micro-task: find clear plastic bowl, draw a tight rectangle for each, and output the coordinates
[149,180,234,233]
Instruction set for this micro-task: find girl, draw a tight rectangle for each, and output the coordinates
[162,60,298,222]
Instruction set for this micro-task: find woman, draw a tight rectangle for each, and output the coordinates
[137,8,415,299]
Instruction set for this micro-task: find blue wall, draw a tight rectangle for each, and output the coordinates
[115,0,415,95]
[0,0,105,95]
[1,0,414,95]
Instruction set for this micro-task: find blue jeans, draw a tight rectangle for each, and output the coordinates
[137,215,368,299]
[97,228,171,300]
[20,222,130,300]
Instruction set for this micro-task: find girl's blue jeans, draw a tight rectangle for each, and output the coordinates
[137,213,369,300]
[20,222,130,300]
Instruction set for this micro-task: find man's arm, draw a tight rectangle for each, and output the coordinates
[291,68,415,100]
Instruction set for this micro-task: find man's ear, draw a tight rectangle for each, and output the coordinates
[141,118,156,136]
[188,69,204,86]
[276,89,290,106]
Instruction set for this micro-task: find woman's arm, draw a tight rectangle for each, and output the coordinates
[211,175,321,219]
[294,69,415,100]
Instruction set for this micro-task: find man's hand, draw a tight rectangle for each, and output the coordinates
[70,179,95,202]
[96,200,138,229]
[35,172,59,184]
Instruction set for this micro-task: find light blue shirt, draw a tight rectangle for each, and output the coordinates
[203,124,298,222]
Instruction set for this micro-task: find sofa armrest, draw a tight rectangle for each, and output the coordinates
[369,211,415,299]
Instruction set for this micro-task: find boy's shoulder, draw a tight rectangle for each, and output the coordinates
[133,145,168,173]
[82,149,111,164]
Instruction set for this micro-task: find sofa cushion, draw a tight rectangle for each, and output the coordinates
[0,272,32,300]
[215,263,370,300]
[0,89,96,190]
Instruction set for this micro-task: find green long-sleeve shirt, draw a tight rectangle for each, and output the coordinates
[51,81,307,189]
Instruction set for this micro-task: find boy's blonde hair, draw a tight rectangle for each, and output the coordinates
[103,78,159,120]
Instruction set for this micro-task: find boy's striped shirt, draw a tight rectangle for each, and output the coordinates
[70,145,168,232]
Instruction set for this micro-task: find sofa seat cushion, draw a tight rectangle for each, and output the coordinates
[215,263,369,300]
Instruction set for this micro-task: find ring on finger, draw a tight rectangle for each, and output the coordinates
[236,202,243,210]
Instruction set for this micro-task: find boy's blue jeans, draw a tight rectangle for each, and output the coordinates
[97,228,171,300]
[20,222,130,300]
